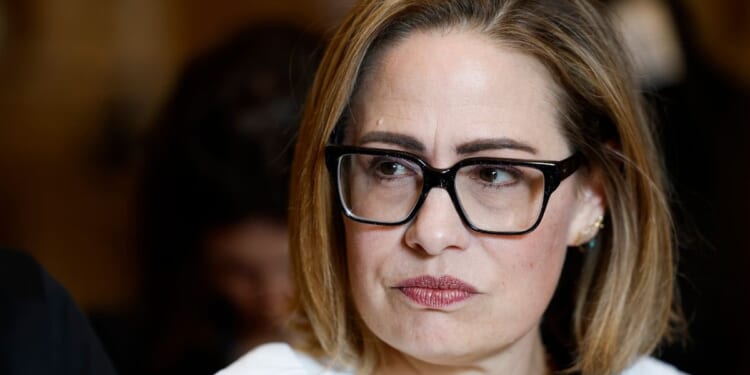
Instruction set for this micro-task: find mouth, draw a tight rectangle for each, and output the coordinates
[395,275,479,309]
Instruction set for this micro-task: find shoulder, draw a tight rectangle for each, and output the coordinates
[622,357,688,375]
[216,342,353,375]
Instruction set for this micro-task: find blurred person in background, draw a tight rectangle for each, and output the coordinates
[133,24,321,374]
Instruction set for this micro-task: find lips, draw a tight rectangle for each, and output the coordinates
[395,275,478,308]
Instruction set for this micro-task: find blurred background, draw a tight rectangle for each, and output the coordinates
[0,0,747,374]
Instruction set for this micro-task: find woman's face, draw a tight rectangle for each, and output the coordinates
[343,30,602,370]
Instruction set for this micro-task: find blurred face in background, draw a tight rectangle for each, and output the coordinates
[205,218,291,344]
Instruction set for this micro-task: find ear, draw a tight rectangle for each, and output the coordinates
[567,167,606,247]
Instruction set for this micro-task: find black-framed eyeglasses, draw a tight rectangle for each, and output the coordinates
[325,145,582,235]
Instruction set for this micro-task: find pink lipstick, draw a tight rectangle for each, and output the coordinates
[396,275,478,308]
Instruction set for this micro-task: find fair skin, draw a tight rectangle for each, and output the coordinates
[343,29,604,374]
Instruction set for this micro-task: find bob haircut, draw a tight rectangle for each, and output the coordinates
[289,0,682,374]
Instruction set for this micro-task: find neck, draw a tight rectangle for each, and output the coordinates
[372,326,549,375]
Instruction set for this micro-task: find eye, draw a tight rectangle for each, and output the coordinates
[368,156,418,179]
[377,161,408,176]
[476,166,518,186]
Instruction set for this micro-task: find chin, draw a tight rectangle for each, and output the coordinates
[372,310,537,369]
[379,322,504,366]
[388,339,497,367]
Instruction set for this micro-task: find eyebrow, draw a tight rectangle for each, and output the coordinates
[456,138,538,155]
[357,131,538,155]
[358,131,425,152]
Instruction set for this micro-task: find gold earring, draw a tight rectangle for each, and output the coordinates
[589,215,605,231]
[578,215,604,252]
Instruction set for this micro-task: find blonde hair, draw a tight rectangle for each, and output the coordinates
[288,0,683,374]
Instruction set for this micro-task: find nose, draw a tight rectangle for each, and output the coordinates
[404,188,471,256]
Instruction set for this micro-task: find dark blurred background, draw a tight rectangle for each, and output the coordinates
[0,0,747,374]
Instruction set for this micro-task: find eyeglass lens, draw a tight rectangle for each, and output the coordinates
[336,153,547,233]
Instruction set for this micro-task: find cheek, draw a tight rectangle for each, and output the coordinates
[345,222,375,277]
[466,234,565,343]
[529,194,577,277]
[344,221,393,326]
[343,220,401,293]
[482,189,577,309]
[511,222,567,289]
[521,206,571,267]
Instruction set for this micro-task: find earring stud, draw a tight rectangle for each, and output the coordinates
[578,215,604,251]
[589,215,605,231]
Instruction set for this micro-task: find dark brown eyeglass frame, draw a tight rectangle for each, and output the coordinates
[324,144,583,235]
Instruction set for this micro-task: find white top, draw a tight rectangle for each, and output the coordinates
[217,342,687,375]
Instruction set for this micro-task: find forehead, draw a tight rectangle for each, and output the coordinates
[351,29,569,161]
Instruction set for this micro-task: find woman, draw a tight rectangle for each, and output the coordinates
[219,0,685,374]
